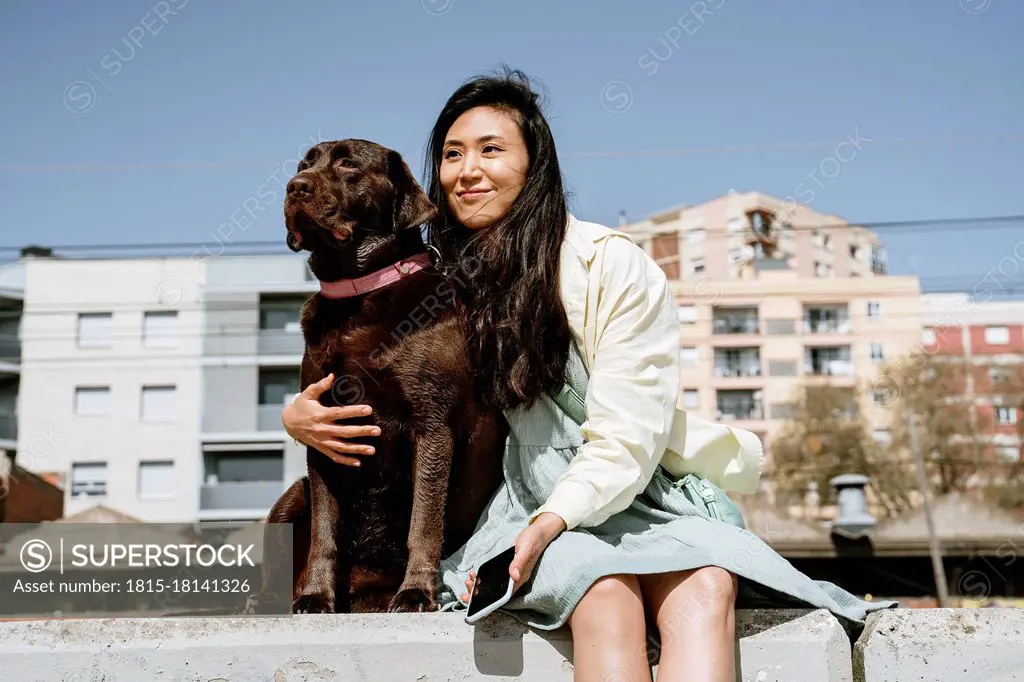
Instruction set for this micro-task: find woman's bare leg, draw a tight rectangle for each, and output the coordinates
[638,567,738,682]
[567,574,653,682]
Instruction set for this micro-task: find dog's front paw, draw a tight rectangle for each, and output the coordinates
[293,593,335,614]
[388,584,438,613]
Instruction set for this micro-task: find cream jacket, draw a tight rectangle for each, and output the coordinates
[529,215,763,531]
[527,215,682,530]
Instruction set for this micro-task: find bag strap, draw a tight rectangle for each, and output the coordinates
[549,381,586,426]
[548,340,589,426]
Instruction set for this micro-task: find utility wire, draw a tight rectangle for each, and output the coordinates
[1,214,1022,257]
[2,131,1022,173]
[0,295,1020,319]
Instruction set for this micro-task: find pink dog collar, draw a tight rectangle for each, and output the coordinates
[318,252,433,299]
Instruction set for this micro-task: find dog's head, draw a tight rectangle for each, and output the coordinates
[283,139,437,255]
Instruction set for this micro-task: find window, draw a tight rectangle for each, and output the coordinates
[680,347,698,366]
[996,406,1017,426]
[870,342,885,361]
[769,402,795,419]
[768,360,798,376]
[989,366,1013,385]
[871,387,894,407]
[922,328,936,345]
[686,228,706,244]
[141,385,177,422]
[688,258,705,275]
[77,312,113,348]
[259,369,301,405]
[766,319,796,335]
[75,386,111,415]
[682,389,700,409]
[71,462,107,498]
[996,445,1021,462]
[260,297,305,332]
[985,326,1010,345]
[726,217,745,233]
[867,301,882,319]
[203,450,284,485]
[676,305,697,325]
[143,311,179,348]
[138,461,175,499]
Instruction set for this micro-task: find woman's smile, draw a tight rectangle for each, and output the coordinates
[440,105,529,230]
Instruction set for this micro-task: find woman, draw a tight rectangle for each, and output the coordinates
[283,68,893,682]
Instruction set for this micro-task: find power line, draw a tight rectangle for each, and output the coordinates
[2,132,1022,173]
[0,294,1021,320]
[1,214,1022,257]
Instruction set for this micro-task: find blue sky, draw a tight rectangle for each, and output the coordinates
[1,0,1022,293]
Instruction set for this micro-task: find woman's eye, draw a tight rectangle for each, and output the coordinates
[443,149,460,159]
[482,145,501,154]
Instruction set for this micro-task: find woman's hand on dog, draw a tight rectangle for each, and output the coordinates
[281,373,380,467]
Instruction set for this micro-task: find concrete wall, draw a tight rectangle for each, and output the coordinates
[1,608,1020,681]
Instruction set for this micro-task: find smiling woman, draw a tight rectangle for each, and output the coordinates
[439,108,531,230]
[415,67,895,682]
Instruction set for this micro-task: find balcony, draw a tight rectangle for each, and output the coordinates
[0,411,15,441]
[804,347,854,377]
[259,296,305,355]
[200,450,284,517]
[0,334,19,370]
[803,305,850,334]
[199,481,285,512]
[714,348,762,378]
[257,328,304,356]
[716,390,764,421]
[712,307,760,335]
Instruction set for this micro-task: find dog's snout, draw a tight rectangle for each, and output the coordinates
[287,175,314,195]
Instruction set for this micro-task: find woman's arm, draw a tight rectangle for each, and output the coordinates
[529,237,682,531]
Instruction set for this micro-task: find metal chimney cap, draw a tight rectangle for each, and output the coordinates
[830,473,870,488]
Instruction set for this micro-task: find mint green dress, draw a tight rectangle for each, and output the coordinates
[438,343,897,630]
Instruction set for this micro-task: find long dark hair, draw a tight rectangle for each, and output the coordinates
[424,67,572,412]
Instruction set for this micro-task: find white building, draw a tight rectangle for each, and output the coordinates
[15,251,311,523]
[0,260,23,458]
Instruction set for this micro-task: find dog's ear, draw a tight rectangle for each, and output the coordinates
[286,231,303,252]
[388,150,437,232]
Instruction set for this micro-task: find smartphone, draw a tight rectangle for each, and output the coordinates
[464,546,517,624]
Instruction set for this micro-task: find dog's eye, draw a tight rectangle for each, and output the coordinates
[336,158,357,169]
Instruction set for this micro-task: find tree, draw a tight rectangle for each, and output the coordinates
[770,382,913,518]
[878,352,992,497]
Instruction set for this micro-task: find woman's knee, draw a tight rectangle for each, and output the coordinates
[569,574,645,634]
[644,567,737,632]
[690,566,738,609]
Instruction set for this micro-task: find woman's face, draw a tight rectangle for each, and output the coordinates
[440,106,529,230]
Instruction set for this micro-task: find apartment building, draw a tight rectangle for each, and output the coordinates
[17,254,209,521]
[198,253,312,522]
[621,190,888,281]
[622,192,919,475]
[0,260,23,460]
[920,293,1024,461]
[13,250,315,522]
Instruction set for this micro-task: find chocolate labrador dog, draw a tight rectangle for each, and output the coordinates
[252,139,507,614]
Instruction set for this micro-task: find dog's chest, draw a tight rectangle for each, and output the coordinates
[305,318,405,405]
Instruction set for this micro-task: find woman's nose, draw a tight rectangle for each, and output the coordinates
[459,153,483,179]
